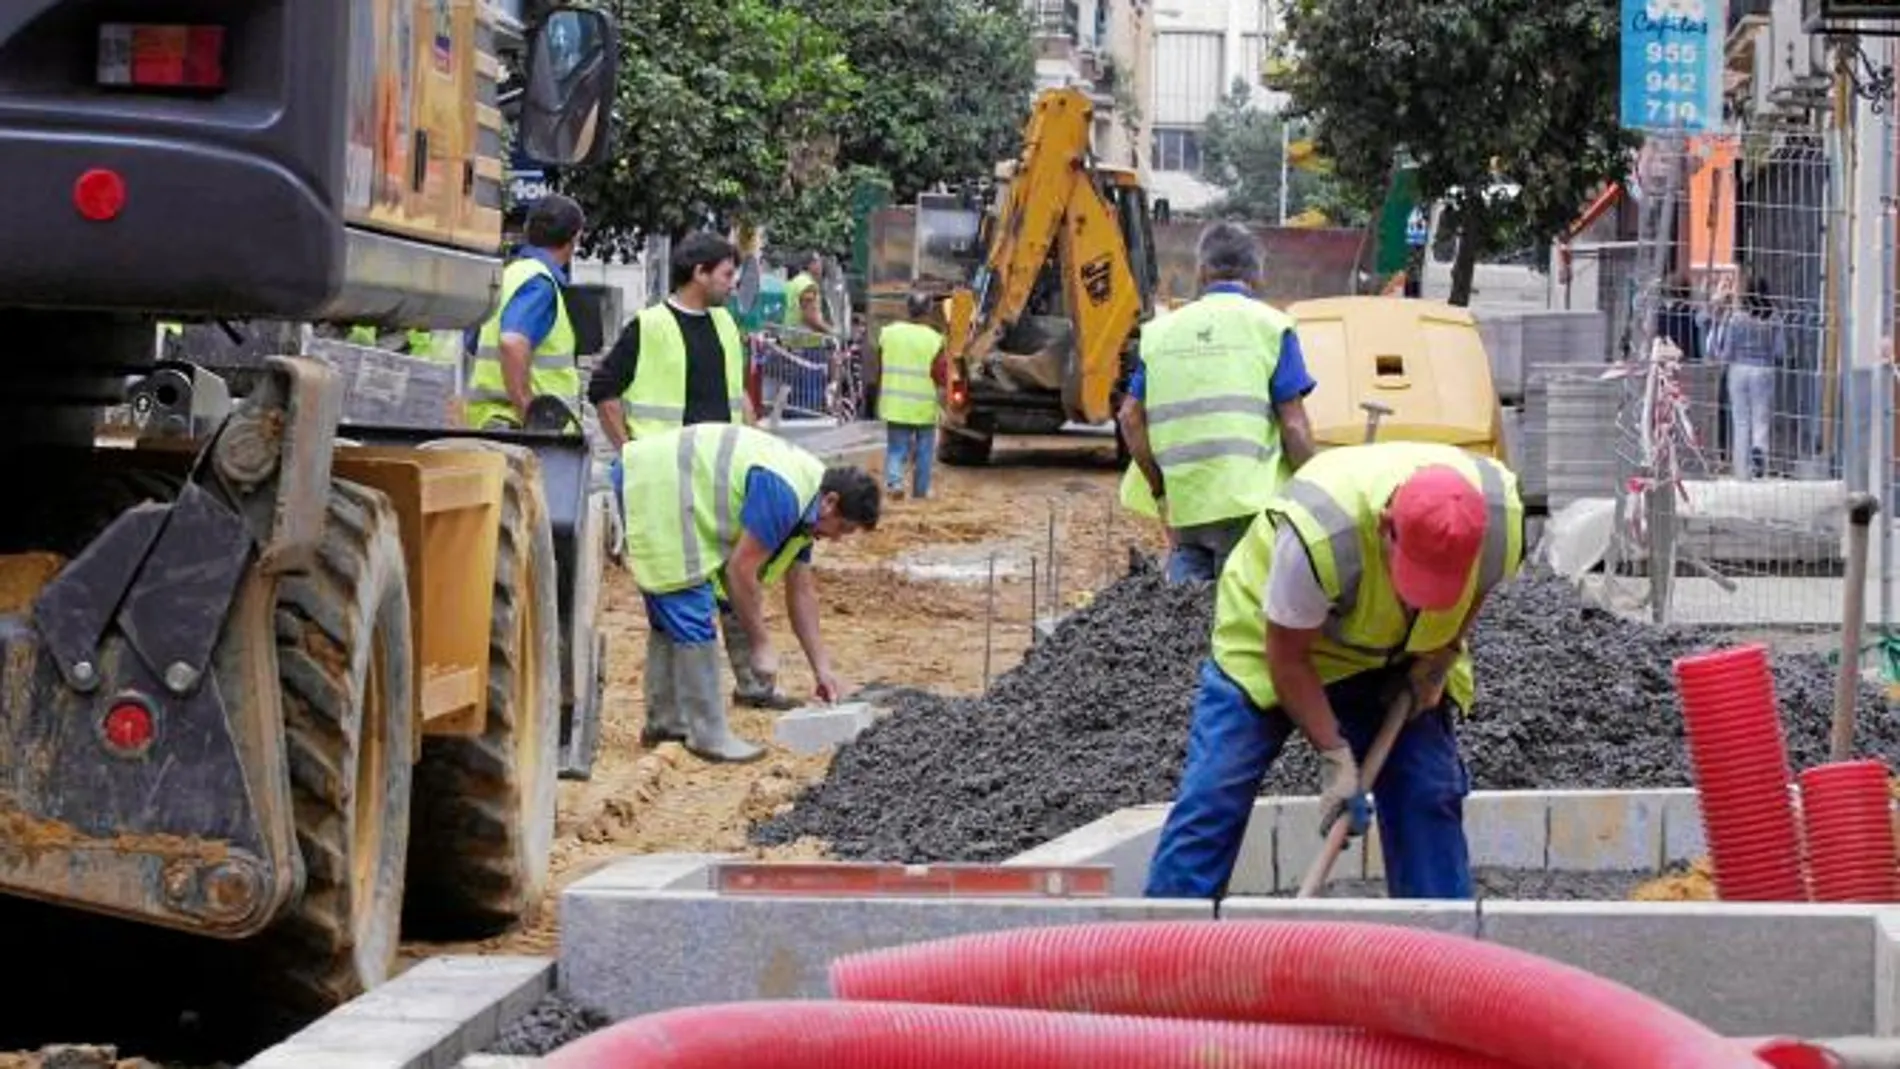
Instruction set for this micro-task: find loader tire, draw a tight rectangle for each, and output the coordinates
[938,428,993,467]
[261,479,416,1011]
[404,440,561,938]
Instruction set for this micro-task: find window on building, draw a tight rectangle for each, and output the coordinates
[1152,31,1224,126]
[1152,126,1203,174]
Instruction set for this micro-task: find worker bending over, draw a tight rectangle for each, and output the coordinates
[877,291,947,500]
[593,232,793,709]
[619,424,880,763]
[1119,222,1316,583]
[466,194,585,430]
[1145,442,1524,900]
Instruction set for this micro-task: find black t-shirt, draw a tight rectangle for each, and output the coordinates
[586,301,735,424]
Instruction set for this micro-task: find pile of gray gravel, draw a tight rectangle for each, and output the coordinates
[752,561,1897,863]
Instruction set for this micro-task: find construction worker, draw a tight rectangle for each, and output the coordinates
[877,292,947,500]
[1144,441,1525,901]
[617,423,881,762]
[592,232,789,709]
[465,194,585,430]
[784,252,831,336]
[1118,222,1317,584]
[591,231,754,450]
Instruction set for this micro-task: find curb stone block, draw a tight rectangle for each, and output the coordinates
[1463,792,1549,870]
[1544,789,1666,872]
[1219,896,1480,935]
[1006,805,1166,898]
[1660,791,1709,865]
[773,702,882,754]
[1876,912,1900,1036]
[558,886,1214,1019]
[1478,901,1879,1038]
[241,956,553,1069]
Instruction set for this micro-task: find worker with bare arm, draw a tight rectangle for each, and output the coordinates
[1144,442,1525,900]
[877,291,948,500]
[592,232,785,710]
[466,194,585,430]
[617,424,881,761]
[1118,222,1317,583]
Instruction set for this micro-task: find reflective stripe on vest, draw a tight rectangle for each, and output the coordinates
[1209,442,1524,713]
[467,257,579,429]
[1138,293,1291,527]
[622,304,748,439]
[784,273,817,327]
[621,424,826,594]
[878,321,942,426]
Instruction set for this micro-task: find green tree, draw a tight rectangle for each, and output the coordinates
[559,0,858,260]
[1200,79,1363,225]
[795,0,1036,208]
[1283,0,1632,305]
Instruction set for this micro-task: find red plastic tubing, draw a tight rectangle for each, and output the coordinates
[541,1001,1520,1068]
[828,921,1765,1069]
[1673,644,1806,901]
[1799,759,1899,903]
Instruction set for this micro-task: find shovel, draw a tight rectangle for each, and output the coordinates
[1295,682,1418,898]
[1831,493,1880,762]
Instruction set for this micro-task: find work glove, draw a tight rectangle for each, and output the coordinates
[1317,745,1372,838]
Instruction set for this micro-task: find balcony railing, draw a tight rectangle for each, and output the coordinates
[1029,0,1080,39]
[1729,0,1772,36]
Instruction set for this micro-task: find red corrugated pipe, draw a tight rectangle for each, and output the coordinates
[541,1001,1520,1068]
[1799,759,1899,903]
[829,921,1764,1069]
[1673,644,1806,901]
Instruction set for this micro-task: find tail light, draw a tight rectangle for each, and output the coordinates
[97,24,227,91]
[948,380,970,409]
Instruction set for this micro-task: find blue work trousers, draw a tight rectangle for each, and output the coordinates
[1145,658,1472,900]
[1164,517,1252,584]
[884,423,935,498]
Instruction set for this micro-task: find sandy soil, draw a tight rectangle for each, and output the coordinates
[400,436,1163,963]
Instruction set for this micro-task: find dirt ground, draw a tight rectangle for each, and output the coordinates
[400,436,1161,964]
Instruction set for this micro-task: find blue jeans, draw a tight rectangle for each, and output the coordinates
[1165,517,1253,584]
[1145,659,1473,900]
[884,423,935,498]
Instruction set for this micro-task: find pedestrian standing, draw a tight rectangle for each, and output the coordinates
[1714,277,1786,479]
[1118,222,1317,583]
[1143,441,1526,901]
[877,292,947,500]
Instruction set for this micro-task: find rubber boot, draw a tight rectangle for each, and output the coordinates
[640,630,687,748]
[720,608,800,711]
[677,642,766,764]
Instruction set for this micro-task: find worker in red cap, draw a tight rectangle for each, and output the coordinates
[1144,441,1525,900]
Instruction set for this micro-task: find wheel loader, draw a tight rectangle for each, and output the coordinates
[0,0,615,1011]
[934,87,1161,466]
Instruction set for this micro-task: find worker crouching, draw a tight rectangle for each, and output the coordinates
[618,424,880,763]
[1145,442,1525,899]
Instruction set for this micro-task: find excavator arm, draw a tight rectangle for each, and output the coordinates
[944,88,1143,425]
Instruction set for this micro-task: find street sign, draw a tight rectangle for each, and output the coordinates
[1405,207,1429,248]
[1620,0,1725,132]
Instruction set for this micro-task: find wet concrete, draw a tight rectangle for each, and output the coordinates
[755,560,1893,863]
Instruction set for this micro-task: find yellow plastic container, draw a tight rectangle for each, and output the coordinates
[1289,296,1507,463]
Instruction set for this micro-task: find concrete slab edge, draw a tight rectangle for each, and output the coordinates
[1006,789,1710,895]
[241,955,554,1069]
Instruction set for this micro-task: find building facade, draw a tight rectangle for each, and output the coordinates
[1147,0,1283,211]
[1028,0,1155,174]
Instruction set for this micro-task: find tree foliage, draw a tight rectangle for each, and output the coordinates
[1199,80,1365,226]
[1282,0,1633,304]
[560,0,1034,261]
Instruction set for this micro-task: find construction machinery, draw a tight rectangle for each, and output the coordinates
[0,1,614,1012]
[933,87,1160,466]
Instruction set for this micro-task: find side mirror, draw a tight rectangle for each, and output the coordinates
[519,6,617,167]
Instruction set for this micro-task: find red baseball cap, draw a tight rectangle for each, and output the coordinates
[1388,465,1488,611]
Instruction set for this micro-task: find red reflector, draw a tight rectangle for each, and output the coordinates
[101,701,156,755]
[74,169,126,222]
[98,24,226,89]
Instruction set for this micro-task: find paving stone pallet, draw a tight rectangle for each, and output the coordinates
[754,561,1895,863]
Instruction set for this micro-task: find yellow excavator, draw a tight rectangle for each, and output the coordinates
[0,0,614,1017]
[936,88,1160,465]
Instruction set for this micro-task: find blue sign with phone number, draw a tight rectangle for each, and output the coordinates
[1619,0,1723,132]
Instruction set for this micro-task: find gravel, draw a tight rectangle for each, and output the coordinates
[486,993,612,1058]
[1281,868,1657,901]
[754,560,1897,863]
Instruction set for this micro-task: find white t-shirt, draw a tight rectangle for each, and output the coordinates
[1263,523,1334,630]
